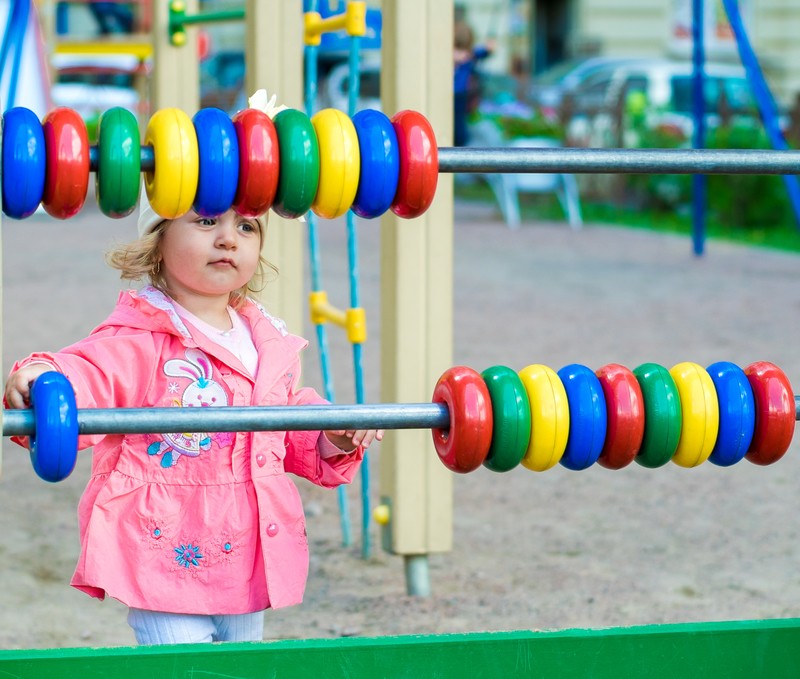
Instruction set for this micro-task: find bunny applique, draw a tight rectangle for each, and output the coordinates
[147,348,230,468]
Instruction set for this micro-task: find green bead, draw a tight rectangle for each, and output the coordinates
[633,362,682,468]
[96,107,141,218]
[272,108,320,219]
[480,365,531,472]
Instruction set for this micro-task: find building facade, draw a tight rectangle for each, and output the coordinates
[457,0,800,104]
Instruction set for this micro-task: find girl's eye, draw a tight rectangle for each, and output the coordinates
[238,221,258,234]
[197,218,216,227]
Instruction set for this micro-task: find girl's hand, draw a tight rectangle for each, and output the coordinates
[324,429,384,452]
[4,364,54,409]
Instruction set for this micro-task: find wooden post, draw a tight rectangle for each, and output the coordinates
[379,0,454,594]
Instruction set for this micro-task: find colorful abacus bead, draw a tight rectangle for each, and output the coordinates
[595,364,645,470]
[518,364,569,472]
[431,366,493,473]
[557,363,607,470]
[231,108,279,218]
[42,107,90,219]
[633,363,682,468]
[144,108,199,219]
[272,108,320,219]
[96,107,141,218]
[744,361,795,465]
[29,371,78,483]
[707,361,755,467]
[193,107,239,217]
[2,106,46,219]
[311,108,360,219]
[390,110,438,219]
[669,362,719,468]
[351,109,400,219]
[480,365,530,472]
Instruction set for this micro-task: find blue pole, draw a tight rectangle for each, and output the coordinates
[303,0,352,549]
[721,0,800,229]
[344,31,371,560]
[691,0,707,257]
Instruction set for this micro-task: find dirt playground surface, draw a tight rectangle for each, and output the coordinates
[1,198,800,649]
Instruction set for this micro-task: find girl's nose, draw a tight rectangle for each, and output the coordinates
[215,220,237,247]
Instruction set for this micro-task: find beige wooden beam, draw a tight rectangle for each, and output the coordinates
[379,0,455,568]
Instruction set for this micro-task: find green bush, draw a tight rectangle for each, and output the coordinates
[625,120,793,230]
[624,121,691,211]
[706,124,793,230]
[495,114,564,141]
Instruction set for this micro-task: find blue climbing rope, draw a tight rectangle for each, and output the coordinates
[303,5,352,549]
[721,0,800,229]
[302,0,373,558]
[1,0,31,109]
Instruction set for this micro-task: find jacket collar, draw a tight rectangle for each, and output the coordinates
[102,287,308,384]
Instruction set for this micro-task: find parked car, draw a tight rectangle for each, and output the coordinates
[528,56,641,118]
[564,59,759,146]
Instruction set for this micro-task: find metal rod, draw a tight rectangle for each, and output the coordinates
[437,146,800,175]
[102,146,800,177]
[1,403,451,437]
[4,395,800,437]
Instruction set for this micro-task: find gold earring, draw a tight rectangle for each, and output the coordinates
[151,260,161,277]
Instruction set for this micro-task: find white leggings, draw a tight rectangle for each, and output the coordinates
[127,607,265,645]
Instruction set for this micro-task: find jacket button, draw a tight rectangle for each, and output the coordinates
[266,523,279,537]
[256,453,266,467]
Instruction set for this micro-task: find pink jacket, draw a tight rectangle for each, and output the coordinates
[12,287,363,614]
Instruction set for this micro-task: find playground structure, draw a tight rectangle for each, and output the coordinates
[2,0,800,675]
[0,0,51,115]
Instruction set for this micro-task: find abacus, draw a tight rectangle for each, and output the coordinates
[5,103,800,223]
[2,104,438,222]
[12,359,796,483]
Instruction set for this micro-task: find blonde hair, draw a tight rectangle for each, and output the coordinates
[105,218,278,309]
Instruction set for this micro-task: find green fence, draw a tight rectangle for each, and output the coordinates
[2,618,800,678]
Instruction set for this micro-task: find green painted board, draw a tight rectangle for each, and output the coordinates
[1,618,799,678]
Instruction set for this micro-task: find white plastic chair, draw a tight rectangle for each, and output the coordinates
[467,122,583,230]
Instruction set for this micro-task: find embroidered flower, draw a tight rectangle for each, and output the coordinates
[141,516,164,541]
[174,543,203,569]
[167,381,180,394]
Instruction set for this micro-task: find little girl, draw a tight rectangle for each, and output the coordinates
[4,198,382,645]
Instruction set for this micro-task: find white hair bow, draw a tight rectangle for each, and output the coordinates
[248,89,289,119]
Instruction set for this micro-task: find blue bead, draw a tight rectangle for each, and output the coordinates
[351,109,400,219]
[2,107,46,219]
[192,107,239,217]
[557,363,608,470]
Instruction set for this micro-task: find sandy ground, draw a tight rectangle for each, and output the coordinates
[1,198,800,650]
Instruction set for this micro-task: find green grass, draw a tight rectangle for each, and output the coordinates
[454,181,800,254]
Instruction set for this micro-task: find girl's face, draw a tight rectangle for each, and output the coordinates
[158,210,262,305]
